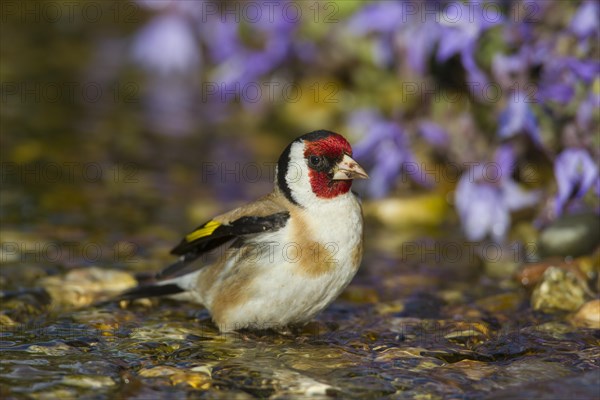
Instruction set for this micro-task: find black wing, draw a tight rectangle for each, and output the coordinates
[156,212,290,279]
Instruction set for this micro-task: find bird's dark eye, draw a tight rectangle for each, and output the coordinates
[308,155,322,168]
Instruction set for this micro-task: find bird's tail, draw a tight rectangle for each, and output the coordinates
[103,257,203,304]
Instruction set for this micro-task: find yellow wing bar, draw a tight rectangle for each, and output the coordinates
[185,220,221,242]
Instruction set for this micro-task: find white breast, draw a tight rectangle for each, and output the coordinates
[210,192,363,330]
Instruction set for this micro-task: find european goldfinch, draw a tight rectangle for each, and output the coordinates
[120,130,368,332]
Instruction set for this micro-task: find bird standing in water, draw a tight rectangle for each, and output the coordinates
[121,130,368,332]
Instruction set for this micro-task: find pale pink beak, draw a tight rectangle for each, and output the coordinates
[332,154,369,180]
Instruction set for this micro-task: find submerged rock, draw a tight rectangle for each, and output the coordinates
[363,194,449,228]
[486,370,600,400]
[539,213,600,258]
[61,375,116,389]
[571,299,600,329]
[531,267,587,312]
[40,267,136,308]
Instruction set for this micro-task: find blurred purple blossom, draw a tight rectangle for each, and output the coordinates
[538,55,598,104]
[132,13,201,75]
[347,1,405,35]
[436,2,502,89]
[347,1,442,73]
[491,52,526,87]
[202,6,299,101]
[494,144,517,177]
[554,148,599,215]
[402,17,441,74]
[136,0,172,11]
[492,42,551,88]
[418,121,449,147]
[349,109,427,198]
[538,83,575,105]
[136,0,206,18]
[436,2,500,62]
[348,1,501,83]
[493,13,599,108]
[455,145,540,241]
[536,57,599,104]
[498,92,541,145]
[347,1,406,68]
[576,92,600,130]
[121,0,600,238]
[565,58,600,83]
[570,0,600,39]
[456,176,509,242]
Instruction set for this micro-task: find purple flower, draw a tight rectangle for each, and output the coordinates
[538,84,575,104]
[418,121,449,147]
[455,145,540,241]
[498,91,541,145]
[565,58,600,83]
[494,35,597,108]
[402,18,441,74]
[577,92,600,130]
[347,1,442,73]
[495,144,517,178]
[132,13,201,75]
[202,8,298,99]
[492,43,551,88]
[436,2,502,89]
[537,57,598,105]
[492,52,527,87]
[347,2,406,68]
[455,170,540,242]
[455,175,509,242]
[347,1,405,35]
[554,148,599,215]
[348,1,503,81]
[349,109,426,197]
[570,0,600,40]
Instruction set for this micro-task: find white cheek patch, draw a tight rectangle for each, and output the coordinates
[286,142,320,207]
[285,159,304,184]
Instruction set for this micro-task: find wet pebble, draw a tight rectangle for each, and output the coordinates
[363,195,449,228]
[539,213,600,258]
[272,369,335,397]
[30,388,78,400]
[40,267,136,308]
[531,267,587,312]
[27,342,76,356]
[494,359,574,386]
[138,364,212,388]
[475,292,522,314]
[0,313,16,327]
[487,367,598,399]
[169,371,211,389]
[443,359,496,381]
[61,374,116,389]
[138,365,182,377]
[397,292,445,319]
[340,284,379,303]
[571,299,600,329]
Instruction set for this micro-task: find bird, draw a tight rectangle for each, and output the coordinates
[118,130,368,332]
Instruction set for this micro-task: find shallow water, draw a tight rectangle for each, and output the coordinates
[2,1,599,397]
[1,224,599,399]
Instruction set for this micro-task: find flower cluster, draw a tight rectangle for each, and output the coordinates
[129,0,599,242]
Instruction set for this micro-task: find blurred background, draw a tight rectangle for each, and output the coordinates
[2,0,599,246]
[2,0,600,294]
[1,1,600,398]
